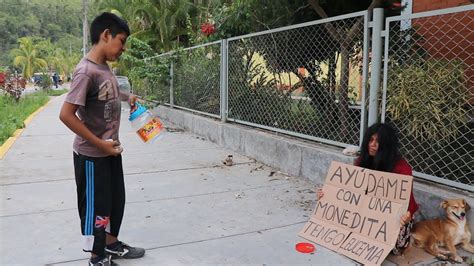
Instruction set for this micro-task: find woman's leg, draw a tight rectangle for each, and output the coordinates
[392,219,414,255]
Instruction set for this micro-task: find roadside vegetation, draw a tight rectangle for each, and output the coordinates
[0,89,68,145]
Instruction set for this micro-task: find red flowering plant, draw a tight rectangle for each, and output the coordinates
[200,22,216,37]
[382,0,405,13]
[0,72,5,88]
[0,72,26,102]
[390,2,404,10]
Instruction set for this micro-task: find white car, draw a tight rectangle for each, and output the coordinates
[115,76,131,93]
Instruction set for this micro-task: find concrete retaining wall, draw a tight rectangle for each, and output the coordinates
[156,106,474,241]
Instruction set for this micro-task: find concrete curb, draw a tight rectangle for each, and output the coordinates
[0,98,52,160]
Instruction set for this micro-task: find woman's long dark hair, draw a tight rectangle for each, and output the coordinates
[359,123,401,172]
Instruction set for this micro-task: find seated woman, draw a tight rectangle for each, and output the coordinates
[317,122,418,255]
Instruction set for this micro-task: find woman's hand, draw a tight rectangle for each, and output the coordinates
[400,211,411,227]
[316,187,324,200]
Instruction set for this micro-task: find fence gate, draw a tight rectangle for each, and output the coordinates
[381,5,474,191]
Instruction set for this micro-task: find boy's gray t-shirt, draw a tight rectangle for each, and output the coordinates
[65,58,129,157]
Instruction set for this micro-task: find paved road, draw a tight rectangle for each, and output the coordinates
[21,82,68,96]
[0,94,356,265]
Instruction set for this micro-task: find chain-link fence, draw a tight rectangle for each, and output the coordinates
[382,6,473,189]
[130,53,172,105]
[136,6,472,191]
[173,41,221,117]
[227,12,368,147]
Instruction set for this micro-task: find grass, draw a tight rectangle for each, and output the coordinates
[0,89,68,145]
[47,88,69,96]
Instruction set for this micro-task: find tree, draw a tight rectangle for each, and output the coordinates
[131,0,199,52]
[10,37,47,79]
[304,0,382,139]
[94,0,208,52]
[0,0,83,67]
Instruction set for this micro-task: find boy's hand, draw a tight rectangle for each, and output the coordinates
[100,139,122,156]
[129,94,138,113]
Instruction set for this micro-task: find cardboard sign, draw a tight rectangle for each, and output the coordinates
[299,161,413,265]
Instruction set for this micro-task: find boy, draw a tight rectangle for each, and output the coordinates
[59,12,145,265]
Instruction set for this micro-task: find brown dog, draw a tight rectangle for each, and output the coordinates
[411,199,474,262]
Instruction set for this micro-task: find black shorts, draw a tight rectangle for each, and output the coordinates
[73,152,125,256]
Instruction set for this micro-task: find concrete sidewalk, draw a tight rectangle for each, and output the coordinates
[0,95,356,265]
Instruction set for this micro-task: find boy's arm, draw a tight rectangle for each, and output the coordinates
[59,102,121,156]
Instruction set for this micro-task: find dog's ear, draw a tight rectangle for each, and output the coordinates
[440,200,448,210]
[464,199,470,211]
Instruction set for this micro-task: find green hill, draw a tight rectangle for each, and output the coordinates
[0,0,84,66]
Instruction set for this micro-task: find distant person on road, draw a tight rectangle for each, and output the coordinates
[316,123,419,255]
[59,12,144,266]
[52,73,59,88]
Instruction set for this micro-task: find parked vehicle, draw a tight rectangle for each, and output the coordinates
[116,75,131,93]
[32,72,44,85]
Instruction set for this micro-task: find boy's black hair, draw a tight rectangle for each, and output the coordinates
[359,122,401,172]
[90,12,130,45]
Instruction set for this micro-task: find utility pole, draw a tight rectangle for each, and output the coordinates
[82,0,88,56]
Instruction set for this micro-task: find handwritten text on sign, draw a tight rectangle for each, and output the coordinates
[299,161,412,265]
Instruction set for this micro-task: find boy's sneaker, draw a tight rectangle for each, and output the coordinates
[105,241,145,259]
[89,255,116,266]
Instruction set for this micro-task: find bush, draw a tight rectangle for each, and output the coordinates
[38,73,52,90]
[386,58,471,185]
[119,37,171,104]
[386,59,469,141]
[173,46,221,115]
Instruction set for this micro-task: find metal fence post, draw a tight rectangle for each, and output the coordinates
[368,8,384,127]
[170,61,174,108]
[220,39,228,122]
[359,11,370,147]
